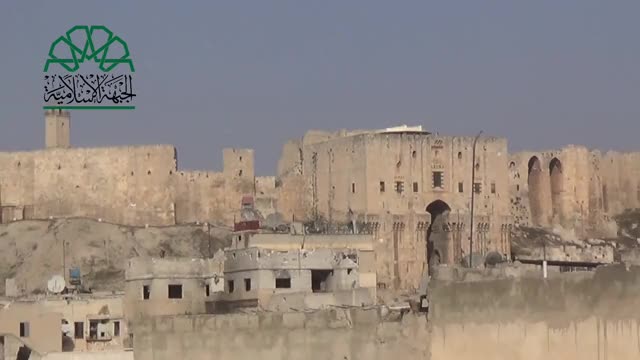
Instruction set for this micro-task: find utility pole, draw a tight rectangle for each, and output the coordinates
[469,130,483,268]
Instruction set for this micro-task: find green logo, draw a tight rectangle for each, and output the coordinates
[43,25,136,110]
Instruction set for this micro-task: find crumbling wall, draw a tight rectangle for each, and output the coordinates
[509,147,640,239]
[131,309,429,360]
[429,264,640,360]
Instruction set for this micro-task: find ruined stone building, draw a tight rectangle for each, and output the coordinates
[213,231,377,312]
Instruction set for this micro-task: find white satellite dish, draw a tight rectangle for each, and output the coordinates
[47,275,66,294]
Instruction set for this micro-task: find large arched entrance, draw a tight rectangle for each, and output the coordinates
[426,200,451,274]
[549,158,563,223]
[527,156,544,226]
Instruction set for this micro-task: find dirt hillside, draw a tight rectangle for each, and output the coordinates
[0,218,231,295]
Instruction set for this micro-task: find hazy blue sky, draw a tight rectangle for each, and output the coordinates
[1,1,638,174]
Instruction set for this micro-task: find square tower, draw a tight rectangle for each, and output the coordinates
[45,109,71,149]
[223,148,255,179]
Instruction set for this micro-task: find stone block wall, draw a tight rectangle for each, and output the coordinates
[131,308,429,360]
[429,264,640,360]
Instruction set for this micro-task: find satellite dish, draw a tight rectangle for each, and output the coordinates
[47,275,66,294]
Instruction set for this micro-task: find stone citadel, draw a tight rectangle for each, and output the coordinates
[1,111,639,291]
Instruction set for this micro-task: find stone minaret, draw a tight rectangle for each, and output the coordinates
[45,109,71,149]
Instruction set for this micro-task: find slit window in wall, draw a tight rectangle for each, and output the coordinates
[275,278,291,289]
[352,183,356,193]
[458,152,462,160]
[205,284,210,297]
[19,322,29,337]
[168,284,182,299]
[114,321,120,337]
[74,322,84,339]
[394,181,404,194]
[379,181,385,193]
[458,182,464,193]
[142,285,150,300]
[413,182,419,193]
[244,278,252,292]
[432,171,444,189]
[228,280,235,293]
[491,183,496,194]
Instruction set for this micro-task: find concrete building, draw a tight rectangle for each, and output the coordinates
[213,231,377,312]
[0,294,129,355]
[214,247,376,312]
[124,256,223,322]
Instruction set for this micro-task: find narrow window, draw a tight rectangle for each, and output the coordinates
[114,321,120,337]
[74,322,84,339]
[142,285,150,300]
[432,171,444,189]
[413,182,419,192]
[228,280,235,293]
[491,183,496,194]
[275,278,291,289]
[89,320,98,339]
[351,183,356,193]
[473,183,482,194]
[395,181,404,194]
[205,284,210,297]
[458,182,464,193]
[19,322,29,337]
[457,152,462,160]
[168,284,182,299]
[244,278,251,292]
[379,181,385,193]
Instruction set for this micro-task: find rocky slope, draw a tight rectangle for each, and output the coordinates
[0,218,231,295]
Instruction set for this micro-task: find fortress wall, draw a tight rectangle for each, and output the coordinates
[173,171,226,224]
[255,176,277,218]
[276,140,309,222]
[509,147,640,237]
[0,145,260,227]
[429,264,640,360]
[0,145,177,226]
[301,134,368,221]
[131,308,429,360]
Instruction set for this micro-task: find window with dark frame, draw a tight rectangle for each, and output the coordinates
[228,280,235,293]
[351,183,356,193]
[473,183,482,194]
[413,182,419,192]
[432,171,444,189]
[491,183,496,194]
[205,284,210,297]
[458,182,464,193]
[275,278,291,289]
[74,322,84,339]
[168,284,182,299]
[244,278,251,291]
[114,321,120,337]
[394,181,404,194]
[19,322,29,337]
[142,285,150,300]
[379,181,385,192]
